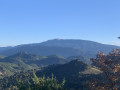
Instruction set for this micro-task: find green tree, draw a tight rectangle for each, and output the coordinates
[17,73,66,90]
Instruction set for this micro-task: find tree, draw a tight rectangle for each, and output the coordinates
[89,49,120,90]
[17,73,66,90]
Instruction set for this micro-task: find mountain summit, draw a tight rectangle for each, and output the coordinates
[0,39,119,58]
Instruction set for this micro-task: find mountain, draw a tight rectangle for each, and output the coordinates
[0,52,68,77]
[36,59,101,78]
[0,39,119,59]
[33,55,67,67]
[1,52,67,66]
[0,52,36,76]
[67,55,91,64]
[3,51,46,64]
[0,47,12,53]
[35,59,101,89]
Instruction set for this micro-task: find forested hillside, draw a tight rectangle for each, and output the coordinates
[0,52,69,77]
[0,59,101,90]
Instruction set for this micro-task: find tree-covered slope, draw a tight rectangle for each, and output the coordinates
[0,59,101,90]
[0,52,68,77]
[36,59,101,89]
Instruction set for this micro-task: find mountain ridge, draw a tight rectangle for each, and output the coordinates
[0,52,69,77]
[0,39,119,58]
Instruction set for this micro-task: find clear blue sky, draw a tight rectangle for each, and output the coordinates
[0,0,120,46]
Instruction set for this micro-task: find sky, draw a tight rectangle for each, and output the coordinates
[0,0,120,46]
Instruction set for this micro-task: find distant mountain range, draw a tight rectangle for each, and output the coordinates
[0,39,119,58]
[0,47,12,53]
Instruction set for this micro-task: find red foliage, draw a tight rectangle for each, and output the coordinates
[89,49,120,90]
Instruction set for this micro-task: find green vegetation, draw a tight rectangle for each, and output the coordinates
[36,59,101,89]
[17,73,65,90]
[0,52,68,77]
[3,73,65,90]
[0,59,101,90]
